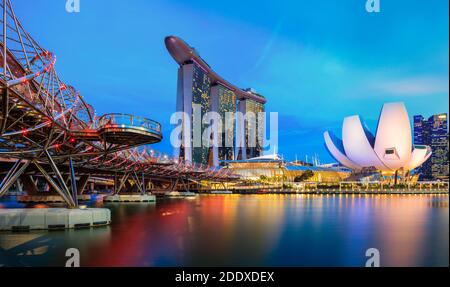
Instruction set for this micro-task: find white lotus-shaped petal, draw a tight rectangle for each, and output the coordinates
[373,103,412,170]
[342,115,388,171]
[324,131,362,170]
[324,102,431,172]
[406,145,432,170]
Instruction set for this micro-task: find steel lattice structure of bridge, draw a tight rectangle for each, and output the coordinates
[0,0,238,208]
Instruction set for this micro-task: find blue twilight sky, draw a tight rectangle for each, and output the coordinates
[14,0,449,163]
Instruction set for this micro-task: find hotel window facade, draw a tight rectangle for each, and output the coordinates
[173,58,266,166]
[191,62,212,165]
[245,99,265,158]
[217,84,237,161]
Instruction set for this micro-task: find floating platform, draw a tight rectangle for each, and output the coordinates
[0,208,111,231]
[210,190,233,194]
[103,194,156,202]
[17,195,93,203]
[166,191,197,197]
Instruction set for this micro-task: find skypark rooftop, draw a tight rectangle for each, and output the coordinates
[165,35,266,104]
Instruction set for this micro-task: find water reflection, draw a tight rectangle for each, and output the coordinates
[0,226,111,266]
[0,194,448,267]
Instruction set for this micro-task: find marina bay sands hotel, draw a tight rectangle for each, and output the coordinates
[165,36,267,166]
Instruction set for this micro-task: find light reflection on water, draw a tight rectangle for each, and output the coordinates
[0,194,448,267]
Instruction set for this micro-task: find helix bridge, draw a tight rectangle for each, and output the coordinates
[0,0,238,208]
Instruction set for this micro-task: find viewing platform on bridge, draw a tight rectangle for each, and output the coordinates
[96,113,162,146]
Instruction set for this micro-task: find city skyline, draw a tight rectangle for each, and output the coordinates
[12,0,449,162]
[0,0,448,269]
[414,113,449,180]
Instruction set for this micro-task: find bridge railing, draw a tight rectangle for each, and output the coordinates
[96,113,162,134]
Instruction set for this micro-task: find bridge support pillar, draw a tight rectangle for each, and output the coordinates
[69,157,78,205]
[114,172,130,195]
[0,159,30,197]
[1,88,9,134]
[130,171,145,194]
[32,150,77,208]
[19,175,39,195]
[77,175,90,195]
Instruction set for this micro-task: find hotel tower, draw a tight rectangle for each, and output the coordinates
[165,36,266,166]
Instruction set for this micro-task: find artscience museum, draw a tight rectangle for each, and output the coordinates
[324,102,432,176]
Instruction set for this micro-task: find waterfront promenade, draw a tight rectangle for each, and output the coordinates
[203,181,449,195]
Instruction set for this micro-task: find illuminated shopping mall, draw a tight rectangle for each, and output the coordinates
[222,153,352,184]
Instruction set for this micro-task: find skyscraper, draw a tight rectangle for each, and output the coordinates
[235,94,265,160]
[413,115,432,179]
[413,113,449,180]
[191,62,212,165]
[165,36,266,166]
[213,84,237,162]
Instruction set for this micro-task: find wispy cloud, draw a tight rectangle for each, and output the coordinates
[375,76,449,96]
